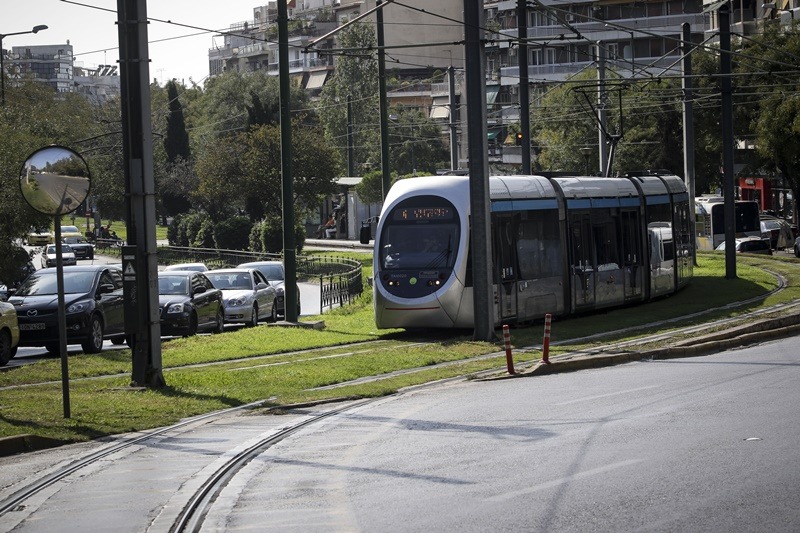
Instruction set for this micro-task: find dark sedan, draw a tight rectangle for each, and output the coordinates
[157,271,224,337]
[8,265,126,354]
[62,236,95,260]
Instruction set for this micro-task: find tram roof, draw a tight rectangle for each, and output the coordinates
[489,175,557,200]
[551,176,639,199]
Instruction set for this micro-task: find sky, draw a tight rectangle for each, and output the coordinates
[4,0,263,86]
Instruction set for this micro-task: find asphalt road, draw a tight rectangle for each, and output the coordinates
[1,336,798,531]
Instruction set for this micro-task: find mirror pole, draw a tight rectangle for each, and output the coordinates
[53,222,71,418]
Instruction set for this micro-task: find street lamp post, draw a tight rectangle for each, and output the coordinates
[0,25,48,106]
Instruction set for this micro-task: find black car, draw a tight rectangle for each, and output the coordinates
[157,271,224,337]
[8,265,126,354]
[62,236,95,260]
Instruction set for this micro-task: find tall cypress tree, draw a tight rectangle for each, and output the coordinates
[163,80,191,163]
[162,80,192,217]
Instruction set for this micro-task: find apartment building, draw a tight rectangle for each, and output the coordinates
[7,43,75,95]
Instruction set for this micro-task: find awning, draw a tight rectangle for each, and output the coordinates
[306,71,328,90]
[486,85,499,105]
[703,0,729,12]
[430,96,450,120]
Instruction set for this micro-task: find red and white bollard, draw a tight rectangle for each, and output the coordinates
[503,325,515,374]
[542,313,552,364]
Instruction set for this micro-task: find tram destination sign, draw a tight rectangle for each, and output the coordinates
[395,206,453,221]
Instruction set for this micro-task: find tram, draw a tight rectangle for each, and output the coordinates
[370,173,693,329]
[694,196,761,250]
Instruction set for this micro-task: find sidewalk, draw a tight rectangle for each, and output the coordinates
[304,238,373,251]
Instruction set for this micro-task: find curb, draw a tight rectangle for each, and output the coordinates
[513,313,800,377]
[0,434,65,456]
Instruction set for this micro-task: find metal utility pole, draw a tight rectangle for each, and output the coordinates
[681,23,698,265]
[449,65,459,171]
[464,0,495,341]
[719,2,737,279]
[596,43,609,176]
[517,0,531,174]
[377,0,391,198]
[117,0,164,388]
[347,94,355,177]
[278,0,299,321]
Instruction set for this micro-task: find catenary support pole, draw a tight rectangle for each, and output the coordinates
[518,0,531,174]
[449,66,459,171]
[377,0,391,199]
[681,23,698,266]
[278,0,299,321]
[117,0,164,388]
[464,0,495,342]
[719,2,737,279]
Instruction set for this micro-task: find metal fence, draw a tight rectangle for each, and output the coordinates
[104,245,366,314]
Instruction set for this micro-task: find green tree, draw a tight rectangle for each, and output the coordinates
[318,22,380,172]
[388,108,449,176]
[160,80,193,218]
[0,81,97,275]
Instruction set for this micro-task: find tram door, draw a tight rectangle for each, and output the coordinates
[621,210,643,301]
[569,213,595,309]
[494,215,518,322]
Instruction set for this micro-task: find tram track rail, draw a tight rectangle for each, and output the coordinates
[0,400,269,517]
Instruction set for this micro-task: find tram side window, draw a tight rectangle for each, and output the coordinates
[516,212,561,279]
[593,210,620,269]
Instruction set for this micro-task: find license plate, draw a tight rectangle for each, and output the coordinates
[19,323,46,331]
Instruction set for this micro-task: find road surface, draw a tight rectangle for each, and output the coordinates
[1,336,798,531]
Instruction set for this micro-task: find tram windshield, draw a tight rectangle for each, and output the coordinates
[379,196,460,271]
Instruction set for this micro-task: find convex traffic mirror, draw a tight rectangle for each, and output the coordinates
[19,146,90,216]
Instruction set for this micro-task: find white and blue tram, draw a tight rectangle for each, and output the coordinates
[371,173,693,329]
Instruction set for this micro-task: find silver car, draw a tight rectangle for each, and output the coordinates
[41,244,77,268]
[205,268,278,326]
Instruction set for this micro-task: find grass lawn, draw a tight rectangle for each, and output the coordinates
[0,251,796,444]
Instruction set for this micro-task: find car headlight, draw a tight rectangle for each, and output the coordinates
[227,296,249,307]
[276,287,285,295]
[67,300,92,314]
[167,302,185,314]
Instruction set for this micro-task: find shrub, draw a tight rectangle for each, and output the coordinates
[192,217,215,248]
[167,214,184,246]
[250,215,305,254]
[214,217,252,251]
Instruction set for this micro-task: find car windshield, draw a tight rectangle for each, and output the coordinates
[208,272,251,290]
[243,264,283,281]
[15,271,95,295]
[46,245,73,254]
[159,276,189,295]
[63,237,87,244]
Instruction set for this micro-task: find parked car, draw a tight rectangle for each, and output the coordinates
[62,236,95,260]
[59,225,83,240]
[237,261,301,318]
[0,301,20,366]
[715,237,773,255]
[759,215,793,250]
[8,265,127,354]
[27,231,52,246]
[41,244,77,268]
[205,268,278,326]
[164,263,208,272]
[157,271,223,336]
